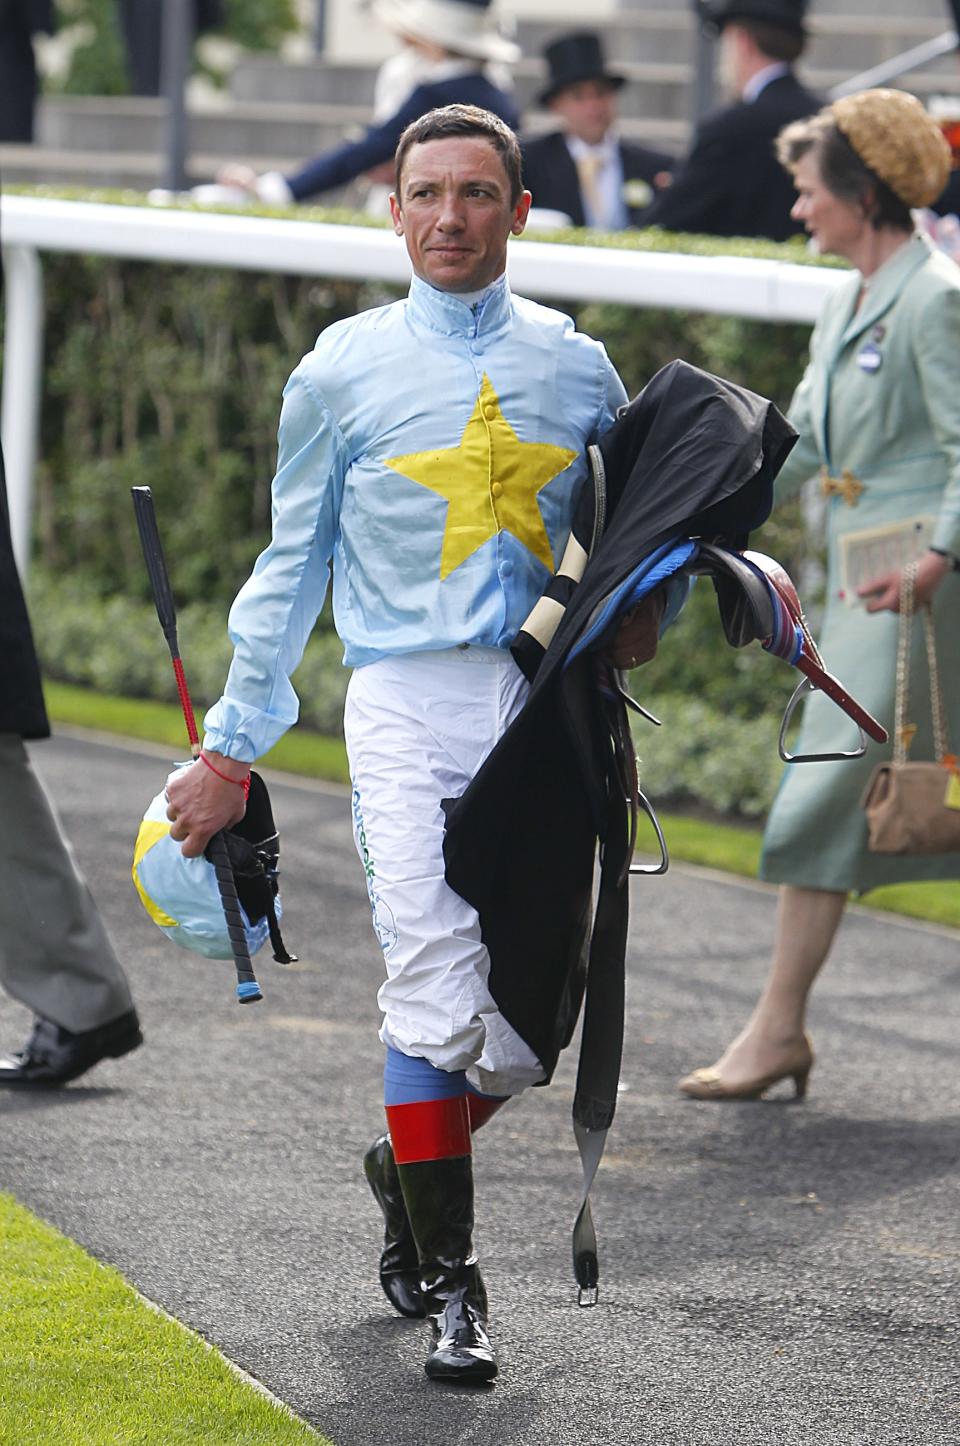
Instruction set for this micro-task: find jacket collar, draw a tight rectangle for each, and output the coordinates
[839,233,931,347]
[407,272,512,337]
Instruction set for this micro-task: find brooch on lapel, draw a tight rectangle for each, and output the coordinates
[856,341,883,373]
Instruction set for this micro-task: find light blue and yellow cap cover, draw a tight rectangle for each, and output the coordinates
[132,769,274,960]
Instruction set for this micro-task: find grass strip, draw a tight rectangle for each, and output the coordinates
[47,681,959,930]
[44,682,351,784]
[0,1193,326,1446]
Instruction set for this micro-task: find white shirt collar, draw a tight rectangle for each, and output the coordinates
[565,131,619,166]
[742,62,790,104]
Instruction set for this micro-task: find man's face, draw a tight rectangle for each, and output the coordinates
[549,79,618,146]
[390,137,531,293]
[719,25,750,96]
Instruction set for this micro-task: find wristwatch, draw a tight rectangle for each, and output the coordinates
[928,546,960,571]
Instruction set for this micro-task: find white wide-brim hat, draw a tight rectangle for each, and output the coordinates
[372,0,521,64]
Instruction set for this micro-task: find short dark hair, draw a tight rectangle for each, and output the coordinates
[394,104,524,207]
[777,112,914,231]
[737,19,804,64]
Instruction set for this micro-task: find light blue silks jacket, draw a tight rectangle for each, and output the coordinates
[203,274,626,762]
[762,235,960,892]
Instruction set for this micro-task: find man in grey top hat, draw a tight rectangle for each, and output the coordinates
[520,30,675,229]
[642,0,820,241]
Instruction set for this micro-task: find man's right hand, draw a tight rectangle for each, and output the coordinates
[603,587,668,670]
[165,753,248,858]
[214,162,259,194]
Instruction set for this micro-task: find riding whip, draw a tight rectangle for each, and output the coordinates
[131,484,265,1003]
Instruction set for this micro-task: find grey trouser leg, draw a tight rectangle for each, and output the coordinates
[0,734,133,1031]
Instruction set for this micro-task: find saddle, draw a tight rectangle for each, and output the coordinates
[693,541,887,757]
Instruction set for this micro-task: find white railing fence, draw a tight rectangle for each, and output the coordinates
[0,194,843,573]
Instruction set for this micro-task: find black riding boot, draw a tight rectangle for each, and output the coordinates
[363,1134,425,1318]
[396,1153,497,1383]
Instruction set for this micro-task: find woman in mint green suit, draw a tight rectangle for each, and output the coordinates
[681,89,960,1101]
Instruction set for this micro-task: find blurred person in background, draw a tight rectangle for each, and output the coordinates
[0,214,141,1087]
[519,30,674,230]
[218,0,521,208]
[116,0,224,96]
[0,0,53,142]
[919,80,960,261]
[642,0,819,240]
[0,457,142,1088]
[679,91,960,1101]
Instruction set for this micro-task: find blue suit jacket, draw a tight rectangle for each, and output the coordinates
[641,72,819,241]
[286,73,521,202]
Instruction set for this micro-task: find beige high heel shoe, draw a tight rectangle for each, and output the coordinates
[678,1035,814,1101]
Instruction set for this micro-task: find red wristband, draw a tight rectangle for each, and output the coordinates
[199,751,251,799]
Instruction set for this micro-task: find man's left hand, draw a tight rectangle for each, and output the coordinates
[604,587,667,670]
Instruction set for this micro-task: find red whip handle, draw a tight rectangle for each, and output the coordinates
[172,657,200,752]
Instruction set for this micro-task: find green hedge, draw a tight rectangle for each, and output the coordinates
[15,192,836,813]
[24,230,818,611]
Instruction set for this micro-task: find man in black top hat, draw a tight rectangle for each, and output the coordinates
[520,30,675,229]
[642,1,820,241]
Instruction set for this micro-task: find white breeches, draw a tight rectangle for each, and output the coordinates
[343,647,546,1097]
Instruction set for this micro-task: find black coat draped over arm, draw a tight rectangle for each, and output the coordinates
[442,361,797,1127]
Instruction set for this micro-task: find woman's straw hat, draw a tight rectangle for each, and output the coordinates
[831,88,951,208]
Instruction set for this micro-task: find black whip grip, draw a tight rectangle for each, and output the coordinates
[207,832,262,1004]
[131,486,180,657]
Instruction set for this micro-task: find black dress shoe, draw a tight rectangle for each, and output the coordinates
[0,1009,143,1088]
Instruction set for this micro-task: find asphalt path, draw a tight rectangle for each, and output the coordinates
[2,732,958,1445]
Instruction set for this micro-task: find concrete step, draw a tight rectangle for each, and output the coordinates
[17,0,960,199]
[0,140,354,204]
[805,14,958,74]
[230,58,380,108]
[782,0,950,14]
[32,93,690,164]
[225,17,960,130]
[806,62,960,100]
[0,140,286,191]
[514,10,953,61]
[2,112,689,197]
[619,0,953,15]
[232,12,958,100]
[36,95,376,161]
[229,53,694,119]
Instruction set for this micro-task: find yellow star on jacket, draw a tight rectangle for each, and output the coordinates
[384,374,578,581]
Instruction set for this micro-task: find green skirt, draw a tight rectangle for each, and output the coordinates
[760,571,960,894]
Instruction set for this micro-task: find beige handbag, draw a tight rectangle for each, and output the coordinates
[861,561,960,855]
